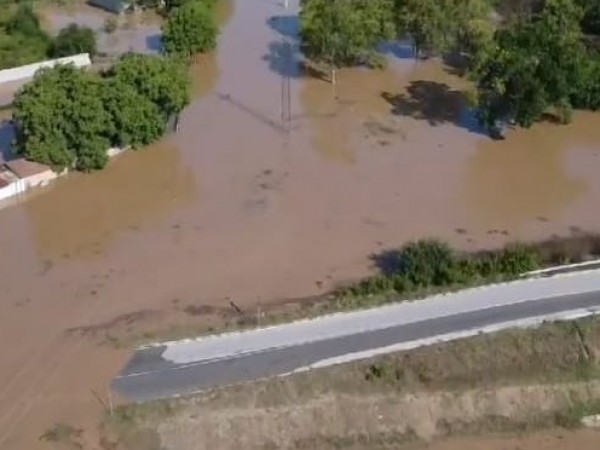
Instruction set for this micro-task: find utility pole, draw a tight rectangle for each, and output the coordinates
[280,0,292,132]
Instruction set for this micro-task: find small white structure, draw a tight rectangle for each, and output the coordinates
[0,54,92,85]
[106,146,128,158]
[0,174,26,201]
[4,158,58,188]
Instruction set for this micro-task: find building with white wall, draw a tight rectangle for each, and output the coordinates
[0,54,92,86]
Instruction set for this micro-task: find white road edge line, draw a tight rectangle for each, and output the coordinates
[281,308,600,376]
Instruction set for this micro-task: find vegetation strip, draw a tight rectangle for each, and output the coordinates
[97,233,600,348]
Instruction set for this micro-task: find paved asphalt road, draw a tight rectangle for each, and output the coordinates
[114,278,600,402]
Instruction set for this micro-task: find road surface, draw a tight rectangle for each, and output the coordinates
[113,270,600,402]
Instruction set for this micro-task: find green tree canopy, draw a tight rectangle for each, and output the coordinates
[0,5,51,69]
[103,78,166,149]
[161,0,218,55]
[50,24,97,57]
[393,0,492,58]
[109,54,191,118]
[299,0,395,80]
[163,0,217,12]
[578,0,600,34]
[13,55,191,171]
[6,4,48,39]
[13,65,110,171]
[394,0,458,58]
[472,0,598,131]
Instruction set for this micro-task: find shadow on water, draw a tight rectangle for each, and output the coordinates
[216,93,287,133]
[369,249,403,276]
[266,15,300,40]
[382,80,487,136]
[145,34,162,53]
[378,41,417,60]
[263,39,304,78]
[263,14,304,78]
[442,53,470,77]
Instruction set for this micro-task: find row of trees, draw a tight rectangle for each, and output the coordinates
[0,6,96,70]
[299,0,494,76]
[13,55,190,171]
[299,0,600,133]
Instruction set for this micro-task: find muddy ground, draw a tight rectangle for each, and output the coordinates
[1,0,600,448]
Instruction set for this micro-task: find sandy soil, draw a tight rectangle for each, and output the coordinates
[0,0,600,448]
[146,382,600,449]
[421,429,600,450]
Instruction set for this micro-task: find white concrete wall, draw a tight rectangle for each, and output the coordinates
[0,179,26,201]
[23,170,58,188]
[0,54,92,85]
[107,147,128,158]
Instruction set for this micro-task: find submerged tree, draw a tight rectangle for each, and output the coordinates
[472,0,598,132]
[103,79,166,149]
[13,65,111,171]
[109,54,191,119]
[13,54,191,171]
[394,0,458,58]
[393,0,492,59]
[162,0,218,56]
[51,24,97,57]
[299,0,394,82]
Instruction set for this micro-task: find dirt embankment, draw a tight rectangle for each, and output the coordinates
[96,317,600,450]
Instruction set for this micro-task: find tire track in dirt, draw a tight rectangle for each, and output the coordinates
[0,336,89,448]
[0,288,113,448]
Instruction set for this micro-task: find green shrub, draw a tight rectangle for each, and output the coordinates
[342,238,545,303]
[496,245,540,276]
[161,0,218,56]
[398,239,457,287]
[0,5,51,70]
[50,24,97,57]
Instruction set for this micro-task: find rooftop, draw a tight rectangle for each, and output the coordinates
[87,0,131,14]
[5,158,52,179]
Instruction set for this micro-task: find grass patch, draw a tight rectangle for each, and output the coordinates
[40,422,82,447]
[554,397,600,428]
[106,401,179,431]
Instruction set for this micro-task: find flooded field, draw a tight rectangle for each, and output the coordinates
[41,3,162,55]
[1,0,600,448]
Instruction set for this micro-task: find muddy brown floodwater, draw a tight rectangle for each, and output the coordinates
[1,0,600,448]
